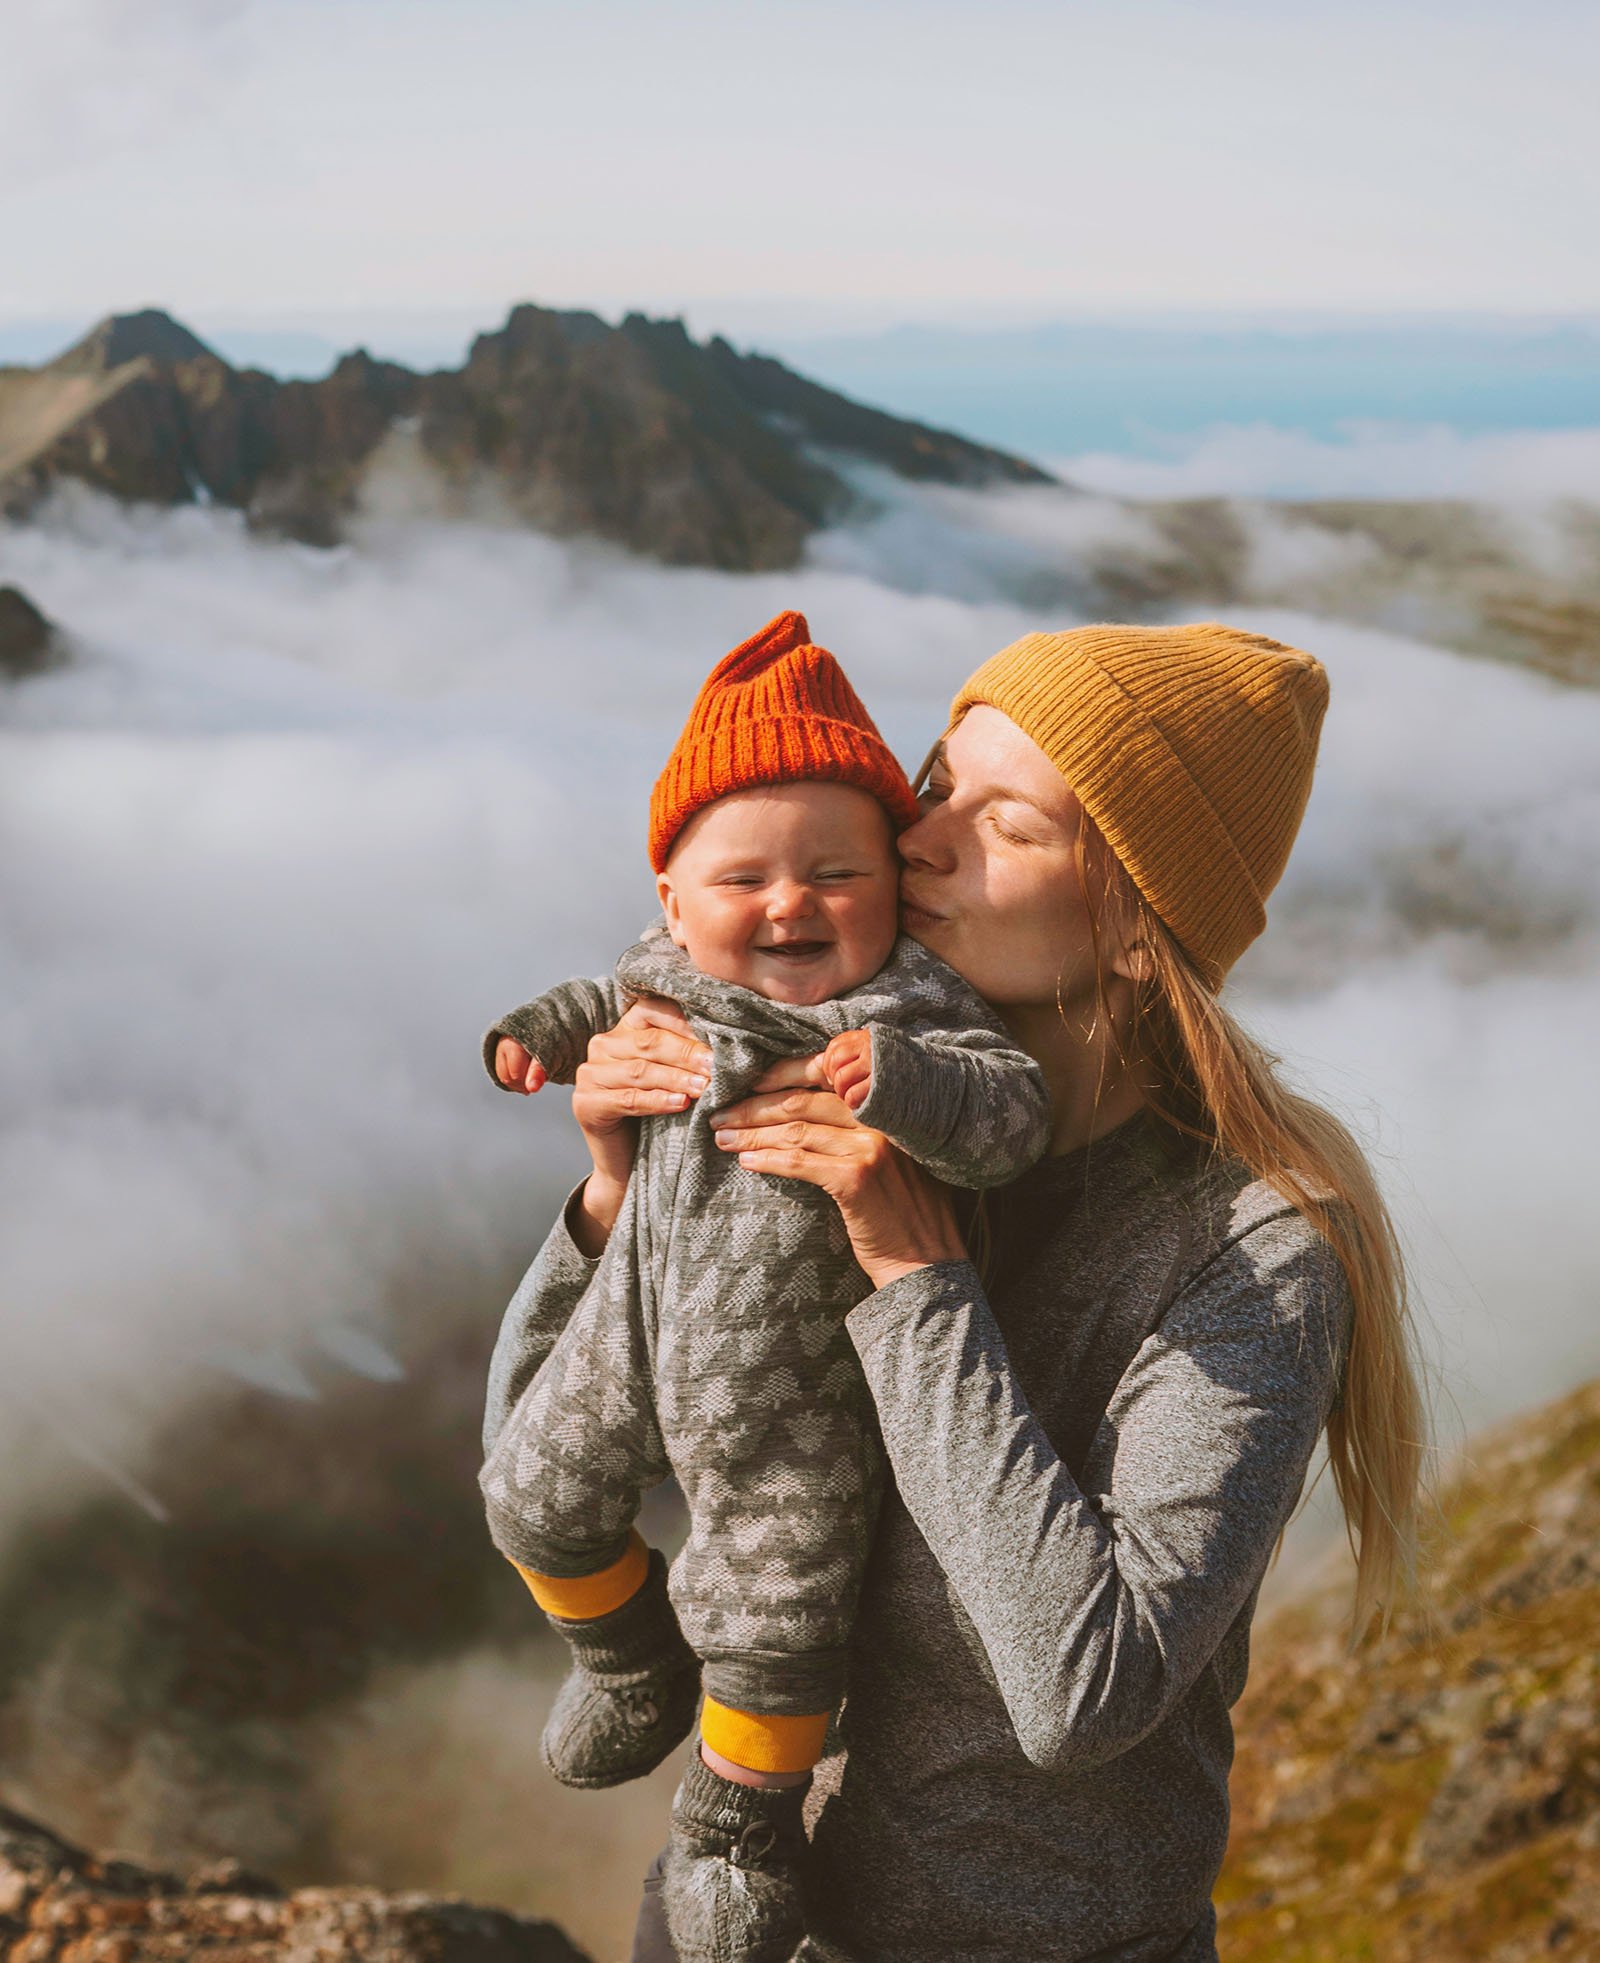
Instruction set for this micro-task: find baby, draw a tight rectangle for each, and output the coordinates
[477,612,1049,1962]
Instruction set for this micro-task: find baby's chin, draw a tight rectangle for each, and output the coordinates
[723,945,883,1007]
[745,960,875,1007]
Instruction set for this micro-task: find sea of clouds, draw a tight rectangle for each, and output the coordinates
[3,456,1599,1948]
[1055,418,1600,504]
[4,467,1597,1532]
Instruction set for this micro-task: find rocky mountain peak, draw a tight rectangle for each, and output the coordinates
[50,310,222,375]
[0,299,1049,564]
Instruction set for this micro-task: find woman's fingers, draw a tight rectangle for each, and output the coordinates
[614,998,711,1074]
[710,1085,855,1132]
[579,1000,711,1113]
[713,1117,862,1158]
[719,1119,967,1288]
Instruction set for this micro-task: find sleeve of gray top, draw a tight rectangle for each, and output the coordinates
[844,1216,1352,1775]
[481,1183,601,1455]
[480,975,626,1088]
[851,1020,1051,1188]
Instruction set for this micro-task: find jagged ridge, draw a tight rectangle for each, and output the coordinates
[0,305,1050,566]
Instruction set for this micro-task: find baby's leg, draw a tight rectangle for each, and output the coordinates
[480,1261,666,1586]
[663,1321,884,1778]
[656,1349,882,1963]
[480,1269,693,1788]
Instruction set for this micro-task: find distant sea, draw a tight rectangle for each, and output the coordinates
[768,319,1600,464]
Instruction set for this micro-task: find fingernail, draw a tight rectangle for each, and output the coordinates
[714,1129,734,1146]
[708,1110,729,1126]
[688,1075,709,1093]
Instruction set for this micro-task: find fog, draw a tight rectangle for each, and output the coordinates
[2,478,1597,1952]
[5,477,1597,1496]
[1055,419,1600,503]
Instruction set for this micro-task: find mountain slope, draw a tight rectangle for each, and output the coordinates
[1217,1376,1600,1961]
[0,306,1050,564]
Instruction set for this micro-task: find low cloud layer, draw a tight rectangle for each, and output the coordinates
[1055,420,1600,504]
[1,490,1596,1540]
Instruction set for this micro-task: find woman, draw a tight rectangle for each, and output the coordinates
[545,624,1427,1962]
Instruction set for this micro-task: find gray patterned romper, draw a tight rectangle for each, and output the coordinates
[478,927,1050,1715]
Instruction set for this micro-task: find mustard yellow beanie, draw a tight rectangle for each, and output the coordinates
[950,622,1329,982]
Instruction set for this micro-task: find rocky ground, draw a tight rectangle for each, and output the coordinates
[1217,1375,1600,1961]
[0,1806,589,1961]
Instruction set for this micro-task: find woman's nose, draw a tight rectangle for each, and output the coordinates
[898,807,952,872]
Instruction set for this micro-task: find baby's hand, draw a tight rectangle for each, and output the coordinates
[819,1028,873,1112]
[495,1037,548,1096]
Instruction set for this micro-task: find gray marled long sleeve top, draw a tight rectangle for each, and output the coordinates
[512,1108,1352,1962]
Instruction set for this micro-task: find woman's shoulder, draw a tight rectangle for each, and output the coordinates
[1131,1114,1352,1312]
[1158,1138,1354,1370]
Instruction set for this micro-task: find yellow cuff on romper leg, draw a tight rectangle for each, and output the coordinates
[513,1529,649,1620]
[700,1696,830,1775]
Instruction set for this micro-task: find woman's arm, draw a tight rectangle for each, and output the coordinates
[846,1223,1349,1774]
[712,1084,1351,1775]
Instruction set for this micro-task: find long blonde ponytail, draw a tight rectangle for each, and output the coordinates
[1077,819,1431,1644]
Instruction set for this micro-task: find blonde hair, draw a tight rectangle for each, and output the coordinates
[1073,814,1431,1643]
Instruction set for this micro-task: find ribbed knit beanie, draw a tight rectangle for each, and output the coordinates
[950,622,1329,981]
[649,611,920,870]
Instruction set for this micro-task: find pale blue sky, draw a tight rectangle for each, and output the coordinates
[5,0,1599,337]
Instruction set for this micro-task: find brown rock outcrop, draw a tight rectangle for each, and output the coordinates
[1217,1377,1600,1960]
[0,1804,591,1962]
[0,586,62,681]
[0,307,1050,564]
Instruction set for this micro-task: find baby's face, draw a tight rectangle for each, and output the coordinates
[656,782,900,1005]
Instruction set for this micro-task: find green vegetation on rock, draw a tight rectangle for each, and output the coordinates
[1219,1378,1600,1961]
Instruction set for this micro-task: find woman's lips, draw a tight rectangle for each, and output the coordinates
[900,892,945,924]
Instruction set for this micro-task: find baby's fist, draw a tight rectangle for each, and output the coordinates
[495,1037,547,1095]
[821,1028,874,1112]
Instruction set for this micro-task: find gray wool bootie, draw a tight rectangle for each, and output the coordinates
[661,1754,810,1963]
[541,1547,700,1789]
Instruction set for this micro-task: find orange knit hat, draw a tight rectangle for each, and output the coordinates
[648,611,920,870]
[950,622,1329,981]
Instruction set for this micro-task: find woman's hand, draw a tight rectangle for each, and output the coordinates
[569,997,712,1255]
[710,1056,968,1291]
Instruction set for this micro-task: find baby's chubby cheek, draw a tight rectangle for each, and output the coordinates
[833,890,901,990]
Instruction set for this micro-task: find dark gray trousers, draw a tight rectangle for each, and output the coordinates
[629,1849,673,1962]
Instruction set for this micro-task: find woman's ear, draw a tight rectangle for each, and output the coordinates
[656,871,688,947]
[1108,934,1157,985]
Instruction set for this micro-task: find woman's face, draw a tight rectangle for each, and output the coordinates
[897,704,1103,1012]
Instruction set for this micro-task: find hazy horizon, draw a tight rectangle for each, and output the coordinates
[8,303,1600,473]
